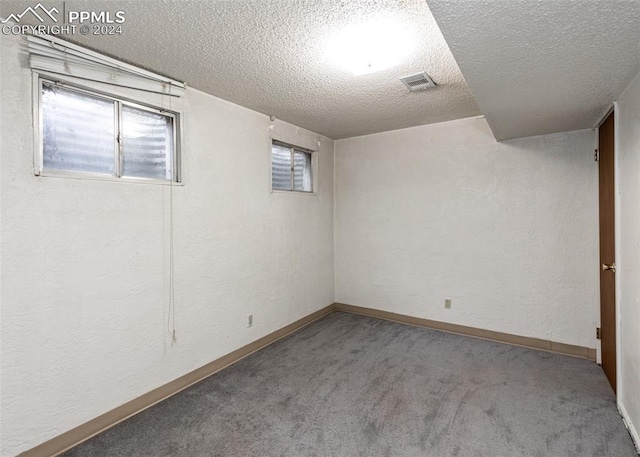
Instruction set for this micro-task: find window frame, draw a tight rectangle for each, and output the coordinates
[33,73,183,185]
[270,139,317,195]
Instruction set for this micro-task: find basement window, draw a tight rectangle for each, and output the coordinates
[37,79,180,183]
[271,140,314,193]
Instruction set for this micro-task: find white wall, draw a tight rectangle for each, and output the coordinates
[335,117,599,349]
[617,69,640,448]
[0,33,335,456]
[0,27,625,457]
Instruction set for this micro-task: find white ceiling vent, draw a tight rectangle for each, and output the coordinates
[400,72,436,92]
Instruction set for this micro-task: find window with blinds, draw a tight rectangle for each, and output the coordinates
[39,79,179,182]
[271,140,314,193]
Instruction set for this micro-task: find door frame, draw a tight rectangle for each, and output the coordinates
[612,101,622,400]
[595,103,622,395]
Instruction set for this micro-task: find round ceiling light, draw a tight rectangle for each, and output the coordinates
[324,16,415,76]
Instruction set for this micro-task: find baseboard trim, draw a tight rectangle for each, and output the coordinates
[20,301,597,456]
[619,401,640,454]
[19,304,336,457]
[334,303,597,361]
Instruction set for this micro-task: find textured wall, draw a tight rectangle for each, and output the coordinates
[0,33,334,456]
[617,69,640,447]
[335,117,599,349]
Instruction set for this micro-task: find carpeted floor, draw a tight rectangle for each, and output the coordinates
[63,311,637,457]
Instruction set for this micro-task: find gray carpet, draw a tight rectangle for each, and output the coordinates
[63,311,637,457]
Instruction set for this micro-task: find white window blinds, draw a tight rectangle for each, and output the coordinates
[27,35,185,97]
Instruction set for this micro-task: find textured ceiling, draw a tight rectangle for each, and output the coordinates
[0,0,481,139]
[428,0,640,140]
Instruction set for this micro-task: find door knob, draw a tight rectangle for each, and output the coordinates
[602,263,616,273]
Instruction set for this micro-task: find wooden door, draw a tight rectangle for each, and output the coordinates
[598,110,616,393]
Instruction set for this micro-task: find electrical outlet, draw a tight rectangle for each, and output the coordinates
[247,314,253,327]
[444,298,452,309]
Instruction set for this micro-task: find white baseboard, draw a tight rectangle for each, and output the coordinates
[618,401,640,454]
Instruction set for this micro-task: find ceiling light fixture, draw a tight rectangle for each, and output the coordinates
[324,17,415,76]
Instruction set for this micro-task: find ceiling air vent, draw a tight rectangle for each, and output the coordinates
[400,72,436,92]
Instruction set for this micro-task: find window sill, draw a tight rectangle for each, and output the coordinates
[270,189,318,196]
[35,170,183,186]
